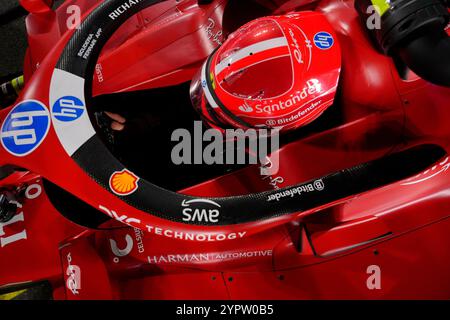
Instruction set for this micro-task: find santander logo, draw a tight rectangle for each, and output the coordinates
[238,102,253,113]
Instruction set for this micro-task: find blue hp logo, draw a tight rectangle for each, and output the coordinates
[313,32,334,50]
[1,100,50,156]
[52,96,85,122]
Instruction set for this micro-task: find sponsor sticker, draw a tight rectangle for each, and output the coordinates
[288,28,303,64]
[109,169,140,196]
[1,100,50,156]
[109,229,145,263]
[253,79,321,115]
[77,27,102,60]
[313,32,334,50]
[109,0,143,21]
[146,224,247,242]
[110,234,134,259]
[267,179,325,202]
[182,199,221,223]
[25,183,42,200]
[52,96,85,122]
[98,207,246,242]
[148,250,273,265]
[267,100,322,127]
[0,208,27,248]
[0,184,41,248]
[204,18,223,46]
[99,205,142,227]
[238,102,253,113]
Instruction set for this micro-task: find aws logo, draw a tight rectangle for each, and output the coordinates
[182,199,221,224]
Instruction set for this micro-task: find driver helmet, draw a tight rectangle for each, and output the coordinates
[190,12,341,132]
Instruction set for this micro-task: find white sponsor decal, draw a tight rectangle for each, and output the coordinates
[182,199,221,223]
[269,100,322,126]
[77,28,102,60]
[25,183,42,200]
[99,206,246,242]
[254,79,321,114]
[238,101,253,113]
[204,18,223,45]
[50,69,96,156]
[267,179,324,202]
[99,205,141,227]
[134,228,145,254]
[288,28,303,64]
[110,228,145,263]
[148,250,273,264]
[0,184,41,248]
[146,224,247,242]
[95,63,104,83]
[0,209,27,248]
[109,0,143,20]
[66,253,81,295]
[110,234,133,258]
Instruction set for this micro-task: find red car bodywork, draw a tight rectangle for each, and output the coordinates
[0,0,449,299]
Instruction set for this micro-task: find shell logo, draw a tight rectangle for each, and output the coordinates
[109,169,140,196]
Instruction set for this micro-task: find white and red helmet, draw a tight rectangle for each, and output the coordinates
[190,11,342,132]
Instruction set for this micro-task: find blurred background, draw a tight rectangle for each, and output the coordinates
[0,0,28,79]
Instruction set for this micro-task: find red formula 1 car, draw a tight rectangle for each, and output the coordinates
[0,0,449,300]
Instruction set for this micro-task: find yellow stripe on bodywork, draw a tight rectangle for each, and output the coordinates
[11,75,25,95]
[371,0,391,16]
[0,289,27,300]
